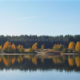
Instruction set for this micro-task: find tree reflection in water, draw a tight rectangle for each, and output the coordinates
[0,55,80,72]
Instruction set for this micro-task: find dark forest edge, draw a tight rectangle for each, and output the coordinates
[0,35,80,54]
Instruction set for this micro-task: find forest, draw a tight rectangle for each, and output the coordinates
[0,35,80,48]
[0,35,80,53]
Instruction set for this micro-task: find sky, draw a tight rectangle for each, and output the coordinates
[0,0,80,36]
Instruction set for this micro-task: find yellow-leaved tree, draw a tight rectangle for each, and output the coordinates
[11,43,16,52]
[53,44,63,51]
[32,42,38,50]
[3,41,12,53]
[68,57,74,67]
[0,45,2,52]
[68,41,75,51]
[75,42,80,53]
[17,45,24,53]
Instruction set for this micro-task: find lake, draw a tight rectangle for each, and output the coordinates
[0,55,80,80]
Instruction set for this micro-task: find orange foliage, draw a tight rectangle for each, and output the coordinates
[68,57,74,67]
[32,42,38,50]
[11,58,16,64]
[52,57,62,64]
[0,45,2,51]
[75,57,80,67]
[68,42,75,50]
[17,56,23,63]
[75,42,80,52]
[17,45,24,53]
[2,41,24,53]
[32,57,37,65]
[3,41,11,49]
[11,44,16,50]
[3,58,9,66]
[53,44,63,51]
[0,57,2,62]
[3,41,12,52]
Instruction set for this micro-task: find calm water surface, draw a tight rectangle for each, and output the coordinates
[0,55,80,80]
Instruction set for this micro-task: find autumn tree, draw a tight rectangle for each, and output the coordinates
[68,57,74,67]
[32,57,37,65]
[75,42,80,53]
[11,57,16,64]
[3,41,12,53]
[11,43,16,52]
[68,41,75,52]
[32,42,38,50]
[17,45,24,53]
[17,56,23,63]
[2,41,24,53]
[0,45,2,52]
[75,56,80,67]
[53,44,64,51]
[3,57,9,66]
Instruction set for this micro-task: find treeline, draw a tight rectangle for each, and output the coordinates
[0,41,80,53]
[0,35,80,49]
[0,41,40,53]
[0,41,24,53]
[53,41,80,53]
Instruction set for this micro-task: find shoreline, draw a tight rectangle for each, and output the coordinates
[0,52,79,56]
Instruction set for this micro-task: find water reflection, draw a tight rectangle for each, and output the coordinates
[0,55,80,72]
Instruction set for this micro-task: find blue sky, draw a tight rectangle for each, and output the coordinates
[0,0,80,36]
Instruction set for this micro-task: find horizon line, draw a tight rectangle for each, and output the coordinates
[0,34,80,37]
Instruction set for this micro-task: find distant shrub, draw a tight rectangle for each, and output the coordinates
[53,44,64,51]
[25,48,33,52]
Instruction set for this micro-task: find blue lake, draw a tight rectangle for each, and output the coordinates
[0,55,80,80]
[0,70,80,80]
